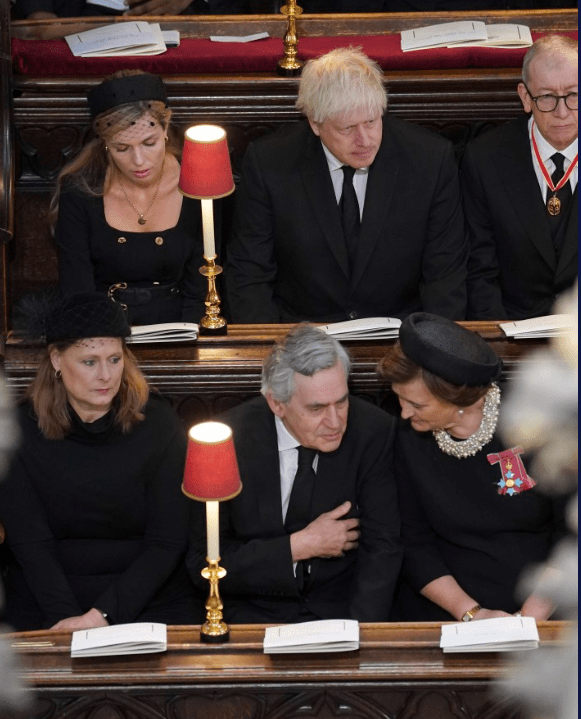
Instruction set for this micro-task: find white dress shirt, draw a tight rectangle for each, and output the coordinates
[528,116,578,202]
[321,142,369,220]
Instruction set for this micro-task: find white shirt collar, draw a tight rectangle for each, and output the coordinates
[529,115,579,164]
[274,415,299,452]
[320,141,370,176]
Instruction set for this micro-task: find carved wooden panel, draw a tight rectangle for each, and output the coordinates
[0,682,526,719]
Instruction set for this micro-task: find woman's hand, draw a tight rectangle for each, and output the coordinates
[50,608,109,631]
[470,607,512,620]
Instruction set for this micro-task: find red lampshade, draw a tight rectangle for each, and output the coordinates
[178,125,235,200]
[182,421,242,502]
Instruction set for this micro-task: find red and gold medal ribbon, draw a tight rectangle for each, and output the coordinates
[531,121,578,193]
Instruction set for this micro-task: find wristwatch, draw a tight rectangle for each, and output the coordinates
[461,604,482,622]
[94,608,109,620]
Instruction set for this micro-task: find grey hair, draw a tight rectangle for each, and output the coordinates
[261,324,351,403]
[522,34,578,85]
[296,46,387,124]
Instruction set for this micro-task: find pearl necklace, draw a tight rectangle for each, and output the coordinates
[432,383,501,459]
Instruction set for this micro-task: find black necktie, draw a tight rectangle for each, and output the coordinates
[285,446,317,591]
[285,446,317,534]
[548,152,572,250]
[340,165,361,267]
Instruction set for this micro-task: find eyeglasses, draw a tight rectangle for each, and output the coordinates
[524,84,578,113]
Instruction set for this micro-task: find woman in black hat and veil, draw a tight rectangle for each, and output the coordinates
[378,312,565,623]
[0,293,202,631]
[51,70,208,326]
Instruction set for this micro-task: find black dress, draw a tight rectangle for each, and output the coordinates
[393,417,566,621]
[0,394,204,631]
[55,185,207,325]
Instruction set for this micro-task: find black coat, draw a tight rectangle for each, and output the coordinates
[393,418,566,621]
[187,396,403,623]
[462,116,578,320]
[0,395,203,630]
[226,117,468,323]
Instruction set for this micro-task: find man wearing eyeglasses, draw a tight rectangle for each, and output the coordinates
[462,34,577,320]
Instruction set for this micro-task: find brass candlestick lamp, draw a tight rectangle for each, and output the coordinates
[178,125,235,335]
[277,0,303,77]
[182,421,242,643]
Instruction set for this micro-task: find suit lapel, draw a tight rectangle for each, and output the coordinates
[301,134,350,279]
[555,185,578,278]
[351,120,400,290]
[240,401,285,532]
[497,119,556,270]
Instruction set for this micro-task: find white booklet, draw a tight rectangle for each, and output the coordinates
[401,20,532,52]
[440,616,539,653]
[451,23,532,48]
[71,622,167,658]
[499,314,576,339]
[210,32,270,43]
[86,0,128,11]
[128,322,198,343]
[65,21,168,57]
[319,317,401,340]
[264,619,359,654]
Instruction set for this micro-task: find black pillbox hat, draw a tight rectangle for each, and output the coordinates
[399,312,503,386]
[46,293,130,345]
[88,73,168,119]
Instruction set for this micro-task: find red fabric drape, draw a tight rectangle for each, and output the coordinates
[12,31,578,76]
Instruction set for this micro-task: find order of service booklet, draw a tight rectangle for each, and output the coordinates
[71,622,167,658]
[319,317,401,340]
[499,314,576,339]
[128,322,199,343]
[440,616,539,653]
[263,619,360,654]
[400,20,532,52]
[65,21,178,57]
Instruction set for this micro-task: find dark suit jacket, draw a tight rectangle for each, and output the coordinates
[461,116,578,320]
[186,396,402,624]
[226,117,468,323]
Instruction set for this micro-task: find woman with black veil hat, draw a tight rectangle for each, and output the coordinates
[0,293,203,631]
[51,70,208,326]
[378,312,566,623]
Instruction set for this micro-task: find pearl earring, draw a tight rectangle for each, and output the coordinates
[458,409,464,415]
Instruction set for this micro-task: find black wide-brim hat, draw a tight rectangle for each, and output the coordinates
[88,73,168,120]
[399,312,503,386]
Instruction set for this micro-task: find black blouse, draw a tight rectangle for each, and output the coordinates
[55,185,207,325]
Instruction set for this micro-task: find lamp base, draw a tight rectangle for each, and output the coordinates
[199,319,228,336]
[200,626,230,643]
[276,62,303,77]
[200,561,229,644]
[199,258,227,335]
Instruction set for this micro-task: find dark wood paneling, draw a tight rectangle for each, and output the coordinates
[2,323,547,426]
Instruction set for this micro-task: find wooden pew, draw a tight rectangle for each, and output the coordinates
[2,10,577,339]
[2,323,547,426]
[3,621,571,719]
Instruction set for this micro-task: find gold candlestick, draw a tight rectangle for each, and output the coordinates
[277,0,303,77]
[200,559,229,643]
[199,256,227,335]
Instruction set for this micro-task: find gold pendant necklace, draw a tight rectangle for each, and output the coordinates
[117,158,165,226]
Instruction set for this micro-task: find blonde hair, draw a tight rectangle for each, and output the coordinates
[522,34,578,85]
[25,341,149,440]
[296,46,387,123]
[49,69,179,230]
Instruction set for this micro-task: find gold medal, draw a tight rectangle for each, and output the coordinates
[547,194,561,216]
